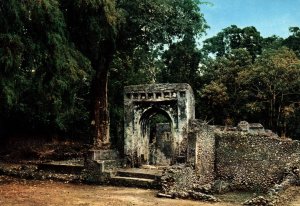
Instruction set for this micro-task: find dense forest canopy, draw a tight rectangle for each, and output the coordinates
[0,0,299,146]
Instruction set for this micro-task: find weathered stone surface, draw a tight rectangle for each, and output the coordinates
[237,121,250,132]
[215,130,300,191]
[211,180,231,194]
[124,83,195,166]
[81,159,111,183]
[187,120,215,183]
[159,165,219,202]
[243,196,273,206]
[88,149,119,161]
[0,163,81,183]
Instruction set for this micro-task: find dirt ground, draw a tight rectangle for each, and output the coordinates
[1,175,300,206]
[1,138,300,206]
[290,197,300,206]
[279,186,300,206]
[0,175,245,206]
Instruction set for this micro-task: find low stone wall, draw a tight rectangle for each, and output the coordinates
[215,131,300,191]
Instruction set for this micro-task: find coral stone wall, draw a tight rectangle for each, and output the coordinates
[215,131,300,191]
[188,120,215,184]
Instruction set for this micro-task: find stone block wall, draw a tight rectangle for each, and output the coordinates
[215,131,300,191]
[188,120,215,184]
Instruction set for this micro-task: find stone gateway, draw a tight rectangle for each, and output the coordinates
[124,83,195,166]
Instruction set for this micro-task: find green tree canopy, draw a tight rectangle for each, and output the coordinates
[61,0,208,147]
[198,48,253,124]
[202,25,263,61]
[158,35,202,88]
[0,0,91,135]
[238,47,300,136]
[283,27,300,57]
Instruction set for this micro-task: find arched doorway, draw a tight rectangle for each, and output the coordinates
[124,83,195,167]
[139,107,174,166]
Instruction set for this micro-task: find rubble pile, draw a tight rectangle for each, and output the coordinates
[243,166,300,206]
[158,165,219,202]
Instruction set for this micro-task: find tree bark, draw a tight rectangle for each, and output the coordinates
[93,69,110,148]
[91,55,112,149]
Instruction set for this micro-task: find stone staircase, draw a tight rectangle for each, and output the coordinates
[110,168,163,189]
[36,150,164,189]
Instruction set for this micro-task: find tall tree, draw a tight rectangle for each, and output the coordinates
[0,0,91,135]
[202,25,263,61]
[198,49,253,124]
[262,35,284,50]
[62,0,119,148]
[238,47,300,135]
[283,27,300,57]
[159,35,202,88]
[62,0,208,148]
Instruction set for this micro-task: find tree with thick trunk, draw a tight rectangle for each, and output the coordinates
[62,0,207,148]
[91,53,114,148]
[62,0,117,148]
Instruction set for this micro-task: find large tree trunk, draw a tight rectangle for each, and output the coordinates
[91,58,111,149]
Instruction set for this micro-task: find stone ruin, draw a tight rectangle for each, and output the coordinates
[84,83,300,204]
[1,82,299,205]
[124,83,195,166]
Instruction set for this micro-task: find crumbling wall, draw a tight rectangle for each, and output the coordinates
[159,165,218,202]
[187,120,215,184]
[215,130,300,191]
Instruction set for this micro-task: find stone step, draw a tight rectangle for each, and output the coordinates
[116,169,161,180]
[38,162,84,175]
[110,176,160,189]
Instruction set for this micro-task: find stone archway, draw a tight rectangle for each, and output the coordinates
[139,107,174,165]
[124,83,195,166]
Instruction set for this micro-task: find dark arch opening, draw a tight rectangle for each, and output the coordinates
[139,107,173,165]
[140,107,172,137]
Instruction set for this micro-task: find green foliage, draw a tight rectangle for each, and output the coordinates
[0,34,24,108]
[238,47,300,135]
[283,27,300,57]
[158,35,202,88]
[199,24,300,138]
[108,0,208,144]
[62,0,119,65]
[0,0,92,137]
[198,49,253,124]
[1,0,299,141]
[117,0,207,50]
[199,44,300,137]
[262,35,284,50]
[202,25,263,61]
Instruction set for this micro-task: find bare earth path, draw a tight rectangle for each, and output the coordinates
[0,176,241,206]
[276,186,300,206]
[291,198,300,206]
[4,175,300,206]
[288,189,300,206]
